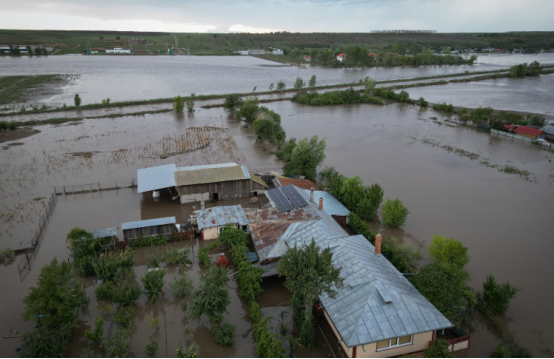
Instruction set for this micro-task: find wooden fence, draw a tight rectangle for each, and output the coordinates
[54,179,137,195]
[17,190,57,281]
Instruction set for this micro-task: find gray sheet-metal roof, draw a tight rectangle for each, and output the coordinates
[196,205,248,231]
[174,165,250,186]
[542,124,554,135]
[137,164,177,193]
[320,235,452,348]
[122,217,176,230]
[175,163,238,172]
[300,189,350,217]
[90,227,118,239]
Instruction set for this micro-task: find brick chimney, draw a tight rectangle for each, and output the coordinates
[319,197,323,210]
[375,233,382,255]
[310,187,315,203]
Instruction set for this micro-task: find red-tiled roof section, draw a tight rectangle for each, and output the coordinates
[514,126,545,137]
[277,178,319,190]
[503,124,516,130]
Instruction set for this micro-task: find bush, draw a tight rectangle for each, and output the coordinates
[481,275,518,315]
[145,340,159,357]
[234,97,259,123]
[173,96,184,112]
[114,306,134,327]
[213,323,235,346]
[92,254,123,281]
[276,80,286,92]
[74,94,81,106]
[103,327,131,358]
[169,267,194,297]
[198,247,210,266]
[0,247,15,262]
[381,198,410,227]
[186,93,195,112]
[84,317,104,343]
[293,88,384,106]
[223,94,243,110]
[424,339,453,358]
[417,97,429,107]
[433,102,455,113]
[491,343,506,358]
[163,247,191,265]
[141,269,167,304]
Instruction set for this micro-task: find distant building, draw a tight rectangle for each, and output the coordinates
[514,126,546,139]
[238,50,249,55]
[106,48,131,54]
[303,56,311,61]
[248,49,267,55]
[336,53,345,61]
[272,49,283,55]
[368,52,377,59]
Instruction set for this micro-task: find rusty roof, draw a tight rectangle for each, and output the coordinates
[275,177,319,190]
[244,206,319,223]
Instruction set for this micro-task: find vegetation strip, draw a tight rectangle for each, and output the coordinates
[0,66,529,118]
[0,75,60,105]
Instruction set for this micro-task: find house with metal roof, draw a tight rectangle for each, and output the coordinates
[196,205,249,240]
[121,217,177,244]
[541,124,554,141]
[173,163,268,204]
[136,162,268,204]
[245,184,457,356]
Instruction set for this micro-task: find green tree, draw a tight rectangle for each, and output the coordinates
[116,36,120,40]
[19,324,74,358]
[84,317,104,344]
[190,266,230,323]
[381,198,410,227]
[281,135,326,181]
[145,340,159,357]
[269,83,274,91]
[308,75,316,88]
[509,63,527,78]
[278,238,343,348]
[276,80,286,92]
[526,61,542,76]
[363,76,376,94]
[26,45,33,55]
[481,275,518,315]
[428,235,470,269]
[173,96,185,112]
[423,339,453,358]
[223,94,243,110]
[213,323,235,346]
[22,258,86,328]
[235,97,259,123]
[141,269,167,304]
[186,93,195,112]
[169,267,194,297]
[74,94,81,106]
[293,77,305,90]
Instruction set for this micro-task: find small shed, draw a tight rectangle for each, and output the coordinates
[196,205,248,240]
[514,126,546,139]
[121,217,177,244]
[89,227,118,251]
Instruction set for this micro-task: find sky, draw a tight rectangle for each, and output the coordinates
[1,0,553,33]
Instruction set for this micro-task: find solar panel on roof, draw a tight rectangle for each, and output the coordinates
[281,185,308,209]
[268,188,292,212]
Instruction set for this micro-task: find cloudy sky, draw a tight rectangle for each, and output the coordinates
[1,0,552,33]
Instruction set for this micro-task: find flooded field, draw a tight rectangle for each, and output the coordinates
[1,54,554,358]
[404,73,554,116]
[1,53,553,106]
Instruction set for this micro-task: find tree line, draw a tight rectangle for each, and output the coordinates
[0,45,48,56]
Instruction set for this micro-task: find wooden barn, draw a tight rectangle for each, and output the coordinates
[121,217,177,244]
[174,163,268,204]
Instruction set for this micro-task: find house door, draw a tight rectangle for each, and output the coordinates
[213,192,219,201]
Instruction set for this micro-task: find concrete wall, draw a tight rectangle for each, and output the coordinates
[323,310,433,358]
[202,227,218,240]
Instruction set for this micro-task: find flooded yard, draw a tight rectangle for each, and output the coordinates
[1,54,554,357]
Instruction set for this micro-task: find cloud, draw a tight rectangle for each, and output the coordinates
[0,0,552,32]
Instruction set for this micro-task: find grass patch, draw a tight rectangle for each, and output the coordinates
[0,75,60,104]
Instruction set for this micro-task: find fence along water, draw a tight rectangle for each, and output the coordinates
[17,190,57,281]
[53,179,137,195]
[491,129,554,149]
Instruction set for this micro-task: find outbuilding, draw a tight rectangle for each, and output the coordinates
[514,126,546,139]
[196,205,249,240]
[121,217,178,245]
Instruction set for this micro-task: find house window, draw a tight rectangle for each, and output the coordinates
[376,335,413,351]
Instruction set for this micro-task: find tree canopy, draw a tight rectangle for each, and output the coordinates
[278,135,326,181]
[428,235,470,269]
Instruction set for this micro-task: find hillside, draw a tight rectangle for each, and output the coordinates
[0,29,553,55]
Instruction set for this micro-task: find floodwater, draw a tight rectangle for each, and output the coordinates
[404,73,554,116]
[1,55,554,357]
[1,53,553,105]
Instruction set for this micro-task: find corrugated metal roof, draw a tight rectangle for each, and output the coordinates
[174,165,248,186]
[320,235,452,348]
[175,163,238,172]
[299,189,350,217]
[121,217,176,230]
[250,173,269,188]
[196,205,248,231]
[541,124,554,134]
[137,164,177,193]
[90,227,118,239]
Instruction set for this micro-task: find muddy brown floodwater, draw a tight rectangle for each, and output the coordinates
[1,94,553,357]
